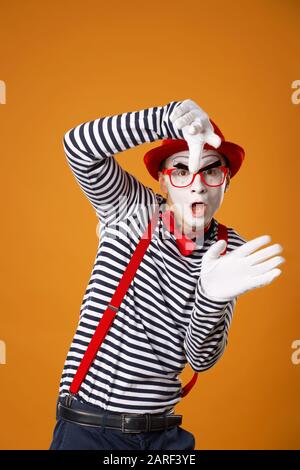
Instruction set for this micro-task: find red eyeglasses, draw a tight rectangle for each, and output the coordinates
[161,161,229,188]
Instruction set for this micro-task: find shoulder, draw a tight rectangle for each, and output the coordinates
[215,221,247,252]
[154,191,166,205]
[226,226,247,251]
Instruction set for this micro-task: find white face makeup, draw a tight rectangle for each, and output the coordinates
[159,149,229,238]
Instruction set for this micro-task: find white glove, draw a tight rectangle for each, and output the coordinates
[200,235,285,301]
[170,99,221,174]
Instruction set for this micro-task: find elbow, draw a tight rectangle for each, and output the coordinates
[185,342,227,373]
[63,131,71,149]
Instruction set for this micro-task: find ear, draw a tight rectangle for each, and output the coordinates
[224,173,230,192]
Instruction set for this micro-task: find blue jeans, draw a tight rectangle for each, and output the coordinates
[49,396,195,450]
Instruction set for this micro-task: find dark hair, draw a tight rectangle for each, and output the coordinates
[159,154,230,173]
[158,159,166,173]
[220,154,230,175]
[220,154,229,167]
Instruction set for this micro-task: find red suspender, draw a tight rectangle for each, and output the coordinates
[67,214,228,402]
[180,222,228,398]
[217,222,228,256]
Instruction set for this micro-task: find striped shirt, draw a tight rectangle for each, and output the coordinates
[58,101,246,414]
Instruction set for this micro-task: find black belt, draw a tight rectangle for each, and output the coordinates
[57,400,182,434]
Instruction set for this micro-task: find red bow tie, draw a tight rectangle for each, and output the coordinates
[159,210,211,256]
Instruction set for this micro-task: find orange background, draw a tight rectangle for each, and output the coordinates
[0,0,299,450]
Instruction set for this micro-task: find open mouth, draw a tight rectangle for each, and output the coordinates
[191,202,206,217]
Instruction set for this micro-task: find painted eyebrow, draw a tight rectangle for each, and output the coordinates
[173,161,222,171]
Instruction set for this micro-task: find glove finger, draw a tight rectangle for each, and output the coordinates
[188,122,204,135]
[203,239,227,260]
[173,110,196,129]
[204,131,222,148]
[246,243,283,265]
[188,139,205,173]
[233,235,272,258]
[247,268,282,290]
[170,100,194,122]
[251,256,285,276]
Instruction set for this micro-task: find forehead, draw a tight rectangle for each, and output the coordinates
[163,150,224,168]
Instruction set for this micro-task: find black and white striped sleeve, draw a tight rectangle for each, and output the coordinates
[183,281,235,372]
[183,228,248,372]
[62,101,184,220]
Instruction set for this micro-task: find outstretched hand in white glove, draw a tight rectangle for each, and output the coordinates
[170,99,221,174]
[200,235,285,301]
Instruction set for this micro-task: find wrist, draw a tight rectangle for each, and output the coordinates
[162,101,185,140]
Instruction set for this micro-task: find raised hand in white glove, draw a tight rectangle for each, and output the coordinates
[170,99,221,174]
[200,235,285,301]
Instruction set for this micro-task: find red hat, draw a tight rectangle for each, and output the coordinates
[143,120,245,180]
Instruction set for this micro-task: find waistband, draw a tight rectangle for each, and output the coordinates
[57,394,182,434]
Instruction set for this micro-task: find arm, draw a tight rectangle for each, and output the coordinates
[184,282,236,372]
[184,230,285,372]
[63,101,184,221]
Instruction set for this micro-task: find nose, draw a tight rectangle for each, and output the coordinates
[190,172,207,193]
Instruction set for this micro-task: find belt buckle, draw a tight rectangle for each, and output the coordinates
[121,413,151,434]
[65,393,77,408]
